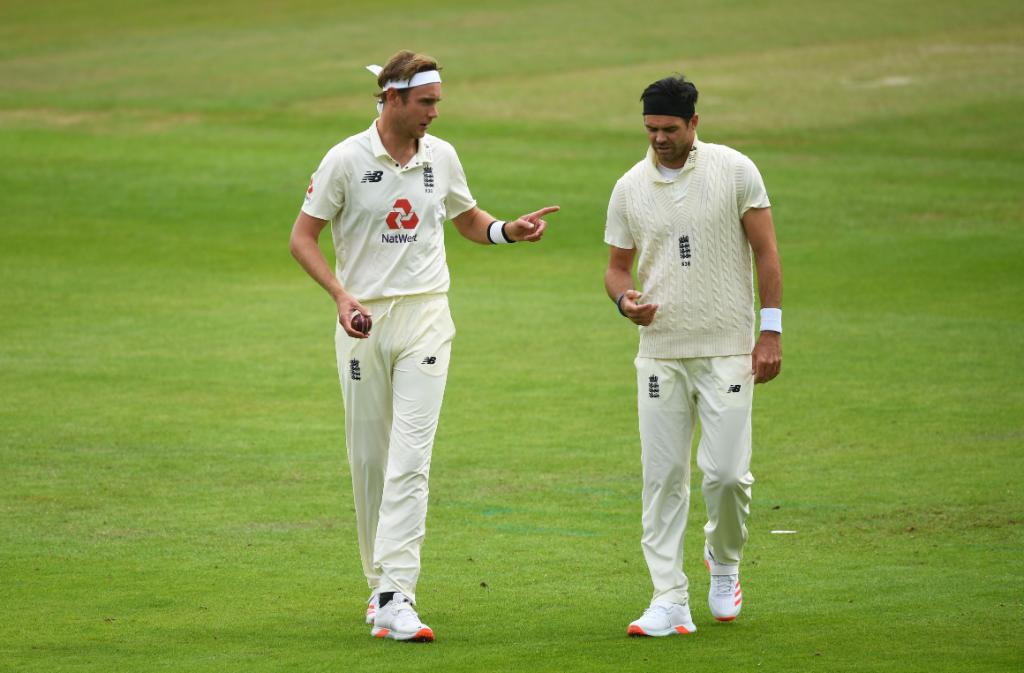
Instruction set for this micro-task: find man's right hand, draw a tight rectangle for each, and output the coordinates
[620,289,659,326]
[337,293,372,338]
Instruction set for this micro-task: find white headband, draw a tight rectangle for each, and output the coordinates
[366,64,442,114]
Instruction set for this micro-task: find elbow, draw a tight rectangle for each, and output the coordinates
[752,247,780,272]
[603,267,625,293]
[288,233,304,261]
[605,264,629,282]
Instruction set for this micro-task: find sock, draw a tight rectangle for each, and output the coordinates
[379,592,396,608]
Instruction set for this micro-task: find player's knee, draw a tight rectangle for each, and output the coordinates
[350,452,387,477]
[387,472,429,504]
[703,468,752,492]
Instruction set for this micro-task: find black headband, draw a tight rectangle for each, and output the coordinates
[642,91,694,119]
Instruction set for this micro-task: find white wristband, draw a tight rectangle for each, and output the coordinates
[487,220,513,244]
[760,307,782,333]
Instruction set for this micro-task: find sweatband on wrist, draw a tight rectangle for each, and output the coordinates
[487,220,513,244]
[616,293,628,317]
[760,307,782,333]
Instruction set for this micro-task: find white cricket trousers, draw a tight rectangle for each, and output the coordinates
[635,354,755,605]
[335,293,455,604]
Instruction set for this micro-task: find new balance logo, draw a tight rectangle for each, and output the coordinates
[727,385,741,393]
[349,359,361,381]
[679,235,692,267]
[361,170,383,183]
[648,375,660,399]
[421,356,437,365]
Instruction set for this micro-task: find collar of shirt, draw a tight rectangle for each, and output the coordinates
[645,135,700,183]
[368,119,434,170]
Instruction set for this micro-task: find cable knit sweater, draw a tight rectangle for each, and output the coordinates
[605,139,770,359]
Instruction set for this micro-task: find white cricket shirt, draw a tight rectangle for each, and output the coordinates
[605,137,772,358]
[302,121,477,302]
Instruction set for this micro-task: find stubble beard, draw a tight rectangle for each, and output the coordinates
[655,144,687,167]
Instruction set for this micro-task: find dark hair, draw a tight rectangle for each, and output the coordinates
[641,75,699,120]
[375,50,442,105]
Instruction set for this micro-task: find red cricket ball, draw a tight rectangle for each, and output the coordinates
[351,311,372,336]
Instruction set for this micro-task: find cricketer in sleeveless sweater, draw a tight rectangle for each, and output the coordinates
[605,138,771,359]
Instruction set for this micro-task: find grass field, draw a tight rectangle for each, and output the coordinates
[2,1,1023,671]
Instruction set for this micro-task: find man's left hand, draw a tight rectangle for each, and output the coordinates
[752,332,782,383]
[505,206,559,242]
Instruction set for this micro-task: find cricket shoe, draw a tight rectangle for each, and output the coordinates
[365,592,379,625]
[371,593,434,642]
[704,543,742,621]
[627,601,697,637]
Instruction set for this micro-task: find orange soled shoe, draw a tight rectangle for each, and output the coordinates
[627,601,697,637]
[371,593,434,642]
[704,543,742,622]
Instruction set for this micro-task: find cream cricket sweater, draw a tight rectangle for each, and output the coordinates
[605,139,771,359]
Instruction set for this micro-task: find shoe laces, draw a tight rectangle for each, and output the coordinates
[711,574,738,598]
[391,597,418,619]
[642,603,673,618]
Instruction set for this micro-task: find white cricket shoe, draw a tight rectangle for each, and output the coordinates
[371,593,434,642]
[627,601,697,637]
[365,592,379,625]
[704,543,742,621]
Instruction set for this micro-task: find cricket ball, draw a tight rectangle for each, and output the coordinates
[351,311,372,336]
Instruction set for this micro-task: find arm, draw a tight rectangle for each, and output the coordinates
[451,205,559,244]
[604,245,659,326]
[742,206,783,383]
[288,210,371,338]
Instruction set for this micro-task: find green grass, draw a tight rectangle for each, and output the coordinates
[2,1,1023,671]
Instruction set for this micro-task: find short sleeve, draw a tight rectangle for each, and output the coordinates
[604,180,635,249]
[443,147,476,219]
[735,154,771,215]
[301,149,346,221]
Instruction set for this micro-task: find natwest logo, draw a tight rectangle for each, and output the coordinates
[386,198,419,230]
